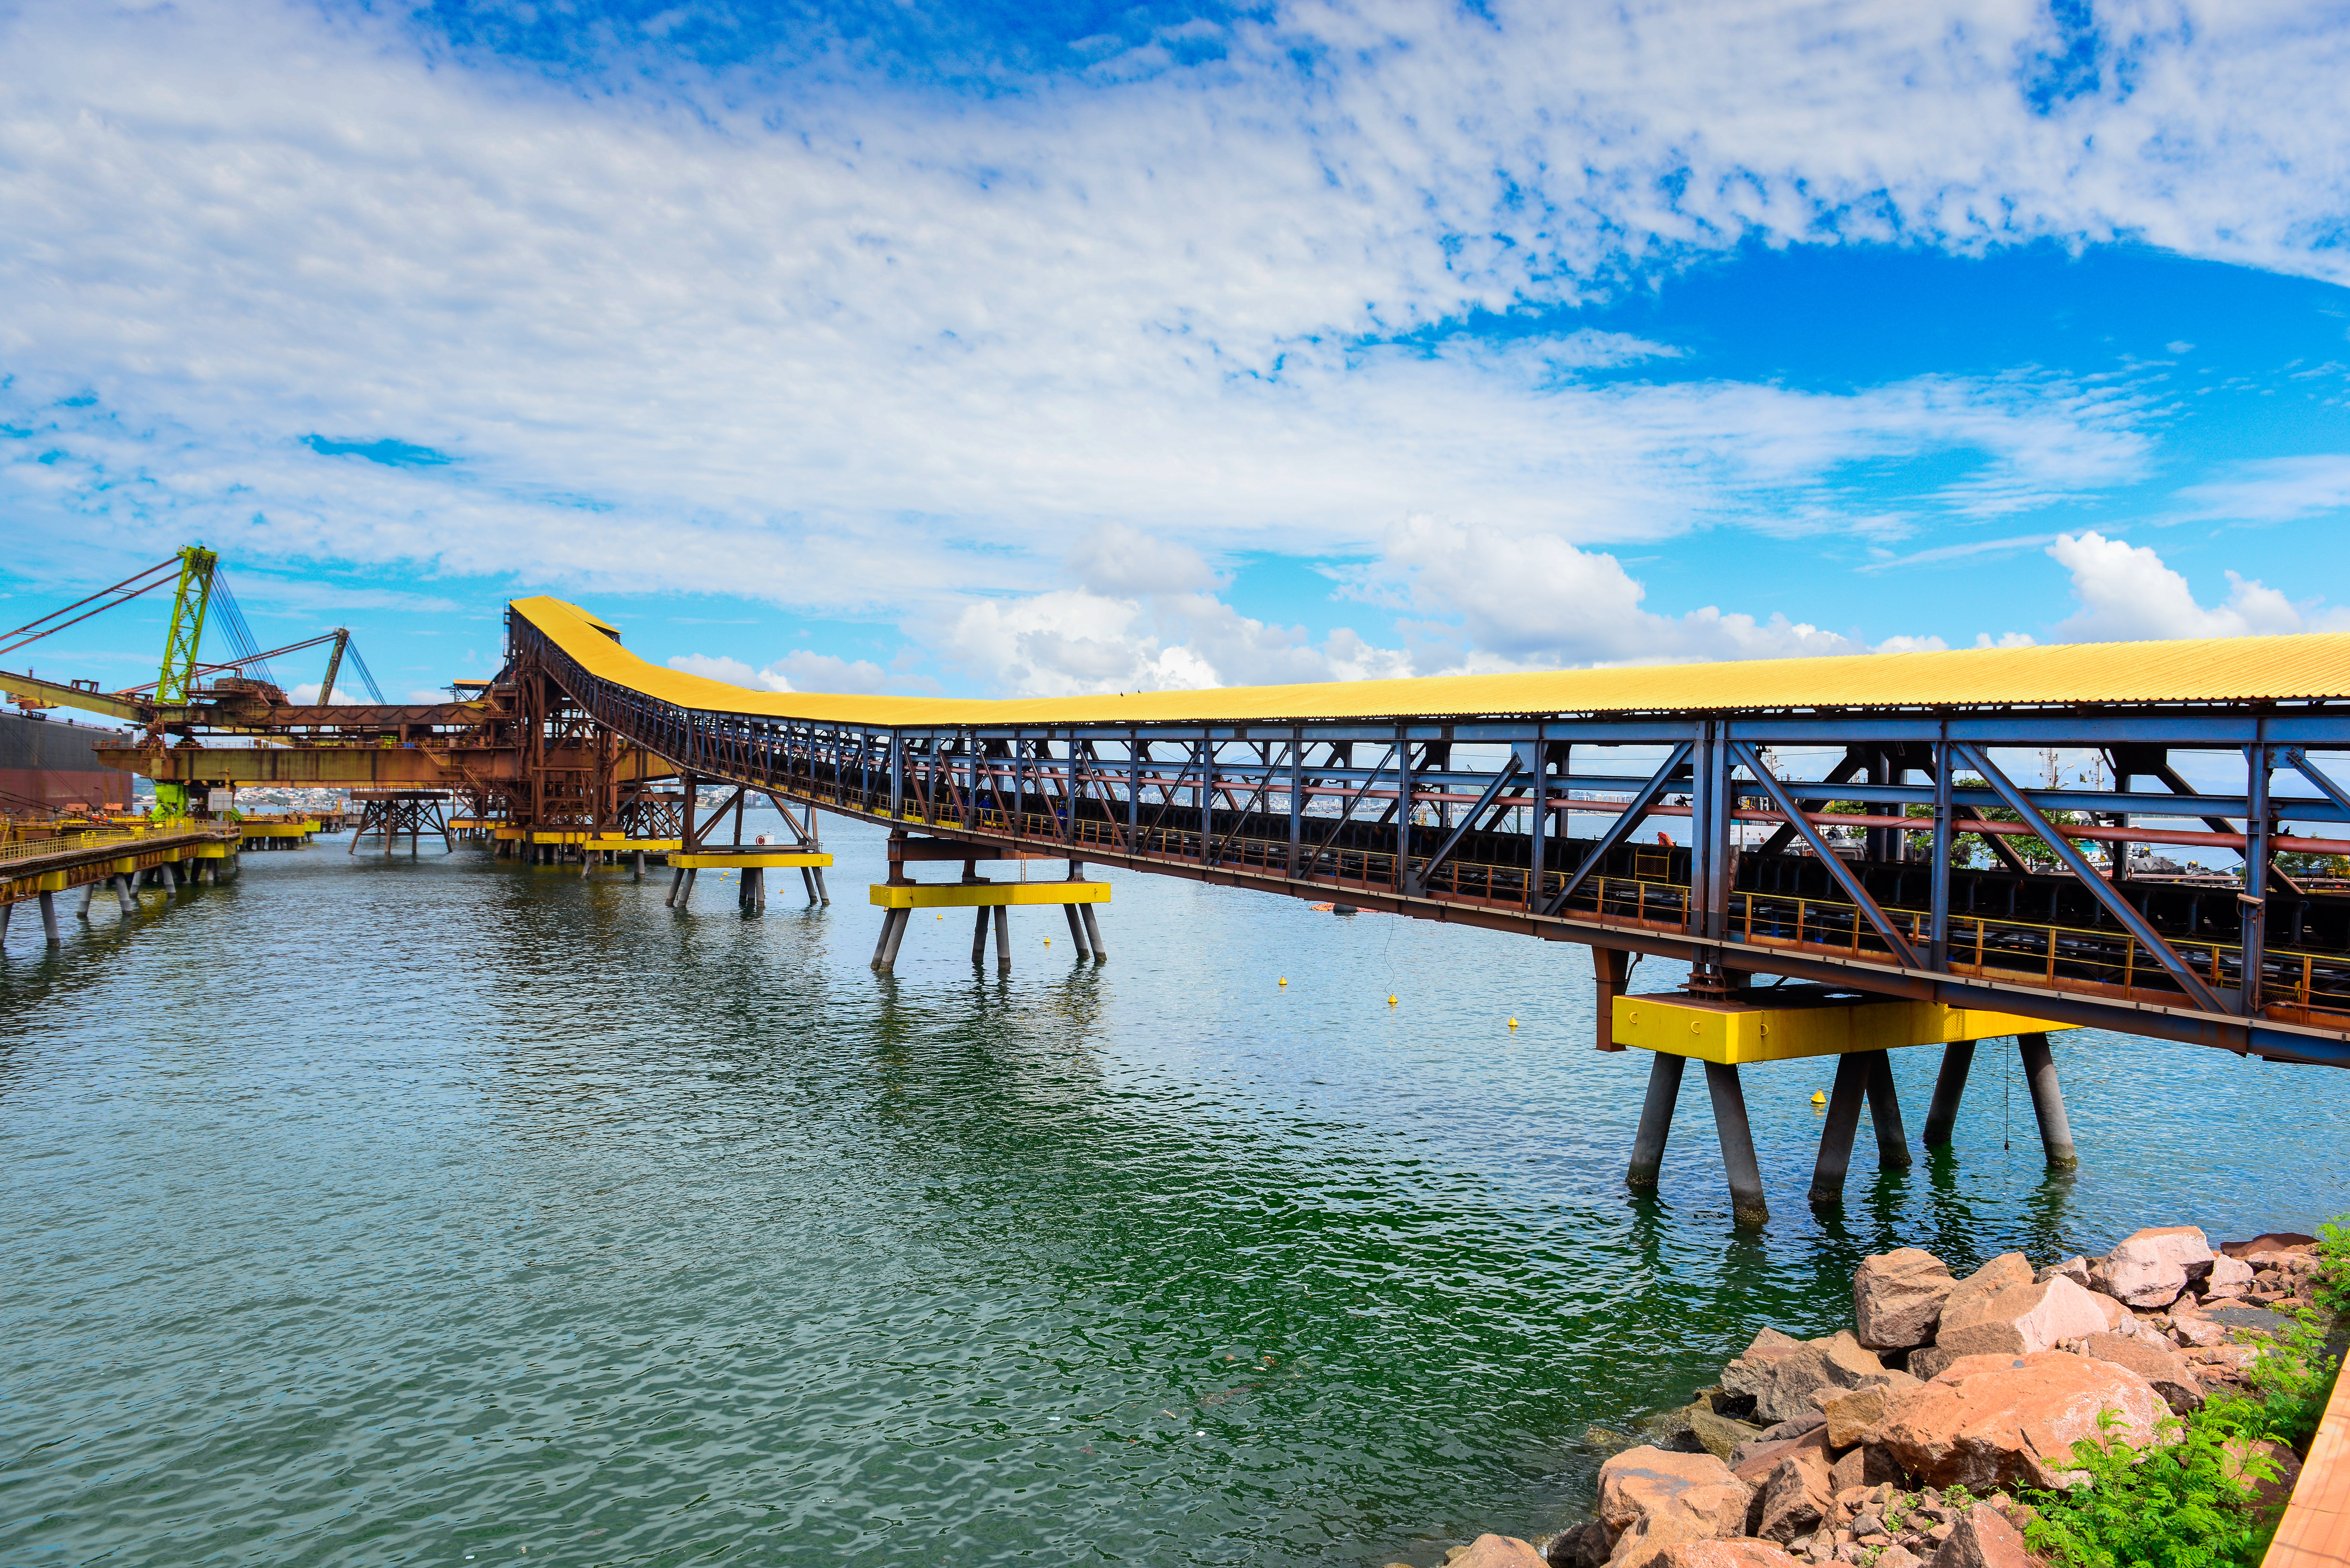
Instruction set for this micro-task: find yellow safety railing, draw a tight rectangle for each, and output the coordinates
[832,774,2350,1014]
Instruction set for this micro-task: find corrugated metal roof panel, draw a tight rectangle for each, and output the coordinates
[513,596,2350,726]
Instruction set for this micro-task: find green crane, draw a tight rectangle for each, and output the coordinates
[151,544,219,817]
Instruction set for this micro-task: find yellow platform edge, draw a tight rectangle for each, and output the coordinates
[1612,994,2073,1064]
[870,880,1111,909]
[674,852,833,869]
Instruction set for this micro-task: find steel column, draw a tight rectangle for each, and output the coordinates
[1627,1053,1685,1189]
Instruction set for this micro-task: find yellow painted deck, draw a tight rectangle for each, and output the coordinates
[1611,990,2072,1064]
[673,851,833,869]
[2266,1360,2350,1568]
[870,880,1111,909]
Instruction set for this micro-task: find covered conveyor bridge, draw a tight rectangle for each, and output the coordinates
[503,594,2350,1070]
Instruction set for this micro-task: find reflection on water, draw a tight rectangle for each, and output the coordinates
[3,812,2345,1566]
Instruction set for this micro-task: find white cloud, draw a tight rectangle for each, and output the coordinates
[1370,515,1866,667]
[1067,522,1220,597]
[0,0,2312,618]
[940,586,1412,696]
[2046,530,2350,640]
[2177,455,2350,524]
[668,649,890,693]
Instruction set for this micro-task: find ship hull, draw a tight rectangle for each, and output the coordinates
[2,710,138,813]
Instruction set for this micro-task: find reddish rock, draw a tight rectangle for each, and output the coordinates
[1650,1542,1804,1568]
[1730,1425,1831,1487]
[1935,1276,2111,1358]
[1827,1444,1903,1493]
[1599,1446,1754,1561]
[1854,1250,1956,1351]
[2080,1331,2205,1415]
[2201,1255,2254,1301]
[1454,1535,1550,1568]
[1870,1350,2171,1489]
[1752,1451,1835,1544]
[1931,1503,2030,1568]
[2220,1232,2316,1258]
[2092,1226,2213,1309]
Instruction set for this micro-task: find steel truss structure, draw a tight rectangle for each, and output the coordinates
[510,610,2350,1068]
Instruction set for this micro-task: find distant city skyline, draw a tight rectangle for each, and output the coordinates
[3,0,2346,703]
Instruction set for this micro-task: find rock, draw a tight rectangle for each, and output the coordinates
[2220,1232,2316,1258]
[1641,1407,1708,1454]
[1869,1350,2172,1489]
[1876,1547,1926,1568]
[1827,1444,1902,1492]
[1731,1426,1830,1486]
[2169,1313,2229,1349]
[1722,1330,1810,1415]
[1854,1250,1957,1351]
[2200,1255,2255,1301]
[1905,1346,1958,1383]
[1758,1414,1826,1443]
[1931,1503,2030,1568]
[1690,1408,1767,1462]
[1550,1519,1613,1568]
[1650,1543,1805,1568]
[1599,1447,1755,1552]
[2221,1436,2303,1511]
[2034,1256,2091,1288]
[1453,1535,1551,1568]
[1753,1451,1836,1544]
[2091,1226,2214,1308]
[1936,1275,2112,1359]
[1737,1333,1913,1426]
[2079,1331,2205,1415]
[1821,1385,1902,1450]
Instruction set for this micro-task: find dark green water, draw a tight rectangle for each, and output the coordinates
[4,813,2346,1566]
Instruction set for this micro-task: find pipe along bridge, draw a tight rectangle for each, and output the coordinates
[113,596,2350,1224]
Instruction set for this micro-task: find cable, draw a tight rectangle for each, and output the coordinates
[344,642,386,703]
[206,573,277,688]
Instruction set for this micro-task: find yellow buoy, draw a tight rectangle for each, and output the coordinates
[1278,977,1287,986]
[1811,1090,1828,1106]
[1508,1017,1518,1029]
[1044,937,1051,946]
[1387,995,1397,1007]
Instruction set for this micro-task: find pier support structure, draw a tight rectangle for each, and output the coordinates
[1611,987,2076,1225]
[867,844,1110,974]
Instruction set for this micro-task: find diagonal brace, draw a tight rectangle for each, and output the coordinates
[1541,742,1692,916]
[1732,742,1921,969]
[1415,754,1522,889]
[2284,749,2350,817]
[1954,742,2227,1014]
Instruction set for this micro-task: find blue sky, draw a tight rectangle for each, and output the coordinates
[3,0,2348,702]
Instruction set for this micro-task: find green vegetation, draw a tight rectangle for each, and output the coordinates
[2023,1221,2346,1568]
[2024,1411,2271,1568]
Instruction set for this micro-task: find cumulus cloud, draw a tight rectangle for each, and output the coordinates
[1368,515,1865,666]
[941,587,1410,696]
[668,649,890,693]
[2046,530,2350,640]
[0,0,2325,612]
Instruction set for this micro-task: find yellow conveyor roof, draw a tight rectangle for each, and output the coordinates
[512,595,2350,728]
